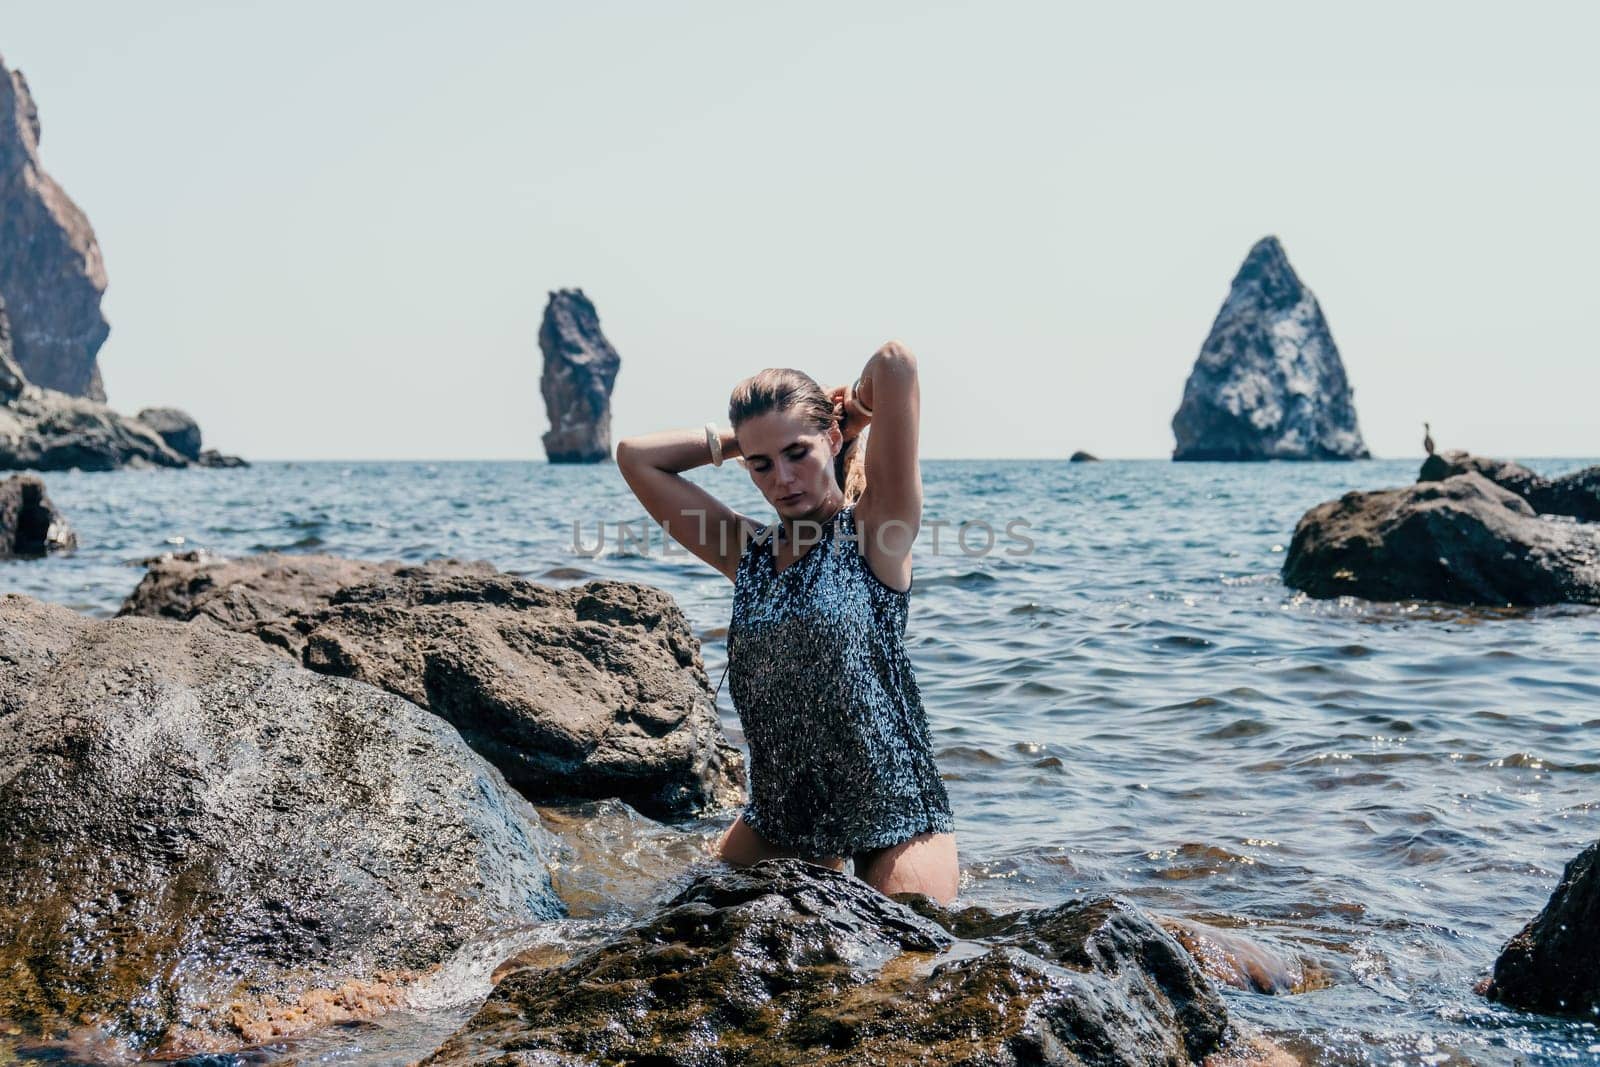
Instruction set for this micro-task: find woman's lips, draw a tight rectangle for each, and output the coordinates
[778,492,803,504]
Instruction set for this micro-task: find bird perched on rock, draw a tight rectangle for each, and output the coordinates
[1423,422,1435,456]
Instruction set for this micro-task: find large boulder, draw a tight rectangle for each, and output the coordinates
[539,288,620,463]
[422,858,1232,1066]
[1420,450,1600,523]
[1482,842,1600,1018]
[1281,472,1600,606]
[0,53,110,400]
[0,595,563,1058]
[136,405,203,459]
[120,553,746,819]
[1172,236,1369,461]
[0,472,75,556]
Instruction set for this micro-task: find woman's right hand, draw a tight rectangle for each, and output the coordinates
[827,382,872,442]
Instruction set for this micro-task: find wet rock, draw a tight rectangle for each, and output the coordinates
[0,473,75,556]
[137,405,204,459]
[120,553,746,819]
[1172,236,1369,462]
[1420,450,1600,523]
[423,859,1231,1066]
[1282,472,1600,606]
[1158,916,1328,995]
[1069,450,1100,462]
[0,53,110,400]
[539,288,620,463]
[0,595,563,1058]
[1482,841,1600,1018]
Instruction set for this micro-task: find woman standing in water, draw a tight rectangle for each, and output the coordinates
[616,341,958,904]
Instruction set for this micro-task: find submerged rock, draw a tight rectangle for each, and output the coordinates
[1420,450,1600,523]
[0,472,75,556]
[1281,472,1600,606]
[1157,916,1329,995]
[0,53,110,400]
[0,595,563,1058]
[1483,841,1600,1018]
[423,858,1231,1066]
[539,288,620,463]
[1172,236,1369,462]
[120,552,746,819]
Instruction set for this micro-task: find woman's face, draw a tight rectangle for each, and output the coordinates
[735,408,841,516]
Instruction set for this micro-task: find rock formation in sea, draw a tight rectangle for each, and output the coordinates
[120,552,746,818]
[0,594,563,1058]
[1069,450,1100,462]
[1172,236,1370,461]
[135,404,249,467]
[539,288,620,463]
[1281,472,1600,606]
[1420,450,1600,523]
[0,473,75,557]
[421,858,1238,1066]
[0,53,110,399]
[0,297,244,471]
[1482,841,1600,1018]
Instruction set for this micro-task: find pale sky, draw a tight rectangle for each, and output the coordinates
[6,2,1596,460]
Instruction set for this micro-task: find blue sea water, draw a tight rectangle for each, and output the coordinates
[4,456,1599,1065]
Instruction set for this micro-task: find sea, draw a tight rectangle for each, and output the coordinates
[3,456,1598,1066]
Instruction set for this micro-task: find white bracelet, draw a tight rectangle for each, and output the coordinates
[852,376,875,416]
[705,422,724,466]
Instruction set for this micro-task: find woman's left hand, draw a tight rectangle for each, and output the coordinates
[827,381,872,442]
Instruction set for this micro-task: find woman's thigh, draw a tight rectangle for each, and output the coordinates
[854,832,959,905]
[715,813,847,871]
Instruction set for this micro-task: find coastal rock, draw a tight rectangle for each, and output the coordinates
[0,384,189,470]
[0,53,110,399]
[1157,916,1327,995]
[0,297,24,402]
[1069,450,1100,462]
[197,447,249,468]
[0,473,75,557]
[1172,236,1369,461]
[1281,472,1600,606]
[1420,450,1600,523]
[120,553,746,819]
[133,405,250,468]
[539,288,620,463]
[0,595,563,1058]
[1482,841,1600,1018]
[136,405,203,459]
[422,858,1231,1066]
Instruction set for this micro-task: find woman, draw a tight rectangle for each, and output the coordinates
[615,341,958,904]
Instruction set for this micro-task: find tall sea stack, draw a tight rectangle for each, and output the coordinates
[539,288,620,463]
[0,52,110,400]
[1172,236,1369,461]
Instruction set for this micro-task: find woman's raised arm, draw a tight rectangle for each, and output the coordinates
[852,341,923,592]
[615,426,754,583]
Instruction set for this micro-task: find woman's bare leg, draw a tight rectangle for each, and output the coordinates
[855,832,959,905]
[714,813,847,871]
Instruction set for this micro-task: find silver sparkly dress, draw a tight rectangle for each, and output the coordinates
[727,501,955,858]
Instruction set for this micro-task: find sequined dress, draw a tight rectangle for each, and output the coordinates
[726,501,955,857]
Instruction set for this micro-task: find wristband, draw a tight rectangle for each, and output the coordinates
[852,376,875,417]
[705,422,724,466]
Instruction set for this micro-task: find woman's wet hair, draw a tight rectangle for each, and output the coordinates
[730,368,866,503]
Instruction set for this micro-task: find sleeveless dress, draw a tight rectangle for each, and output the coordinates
[726,500,955,858]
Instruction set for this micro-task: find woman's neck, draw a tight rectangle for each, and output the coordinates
[776,488,846,546]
